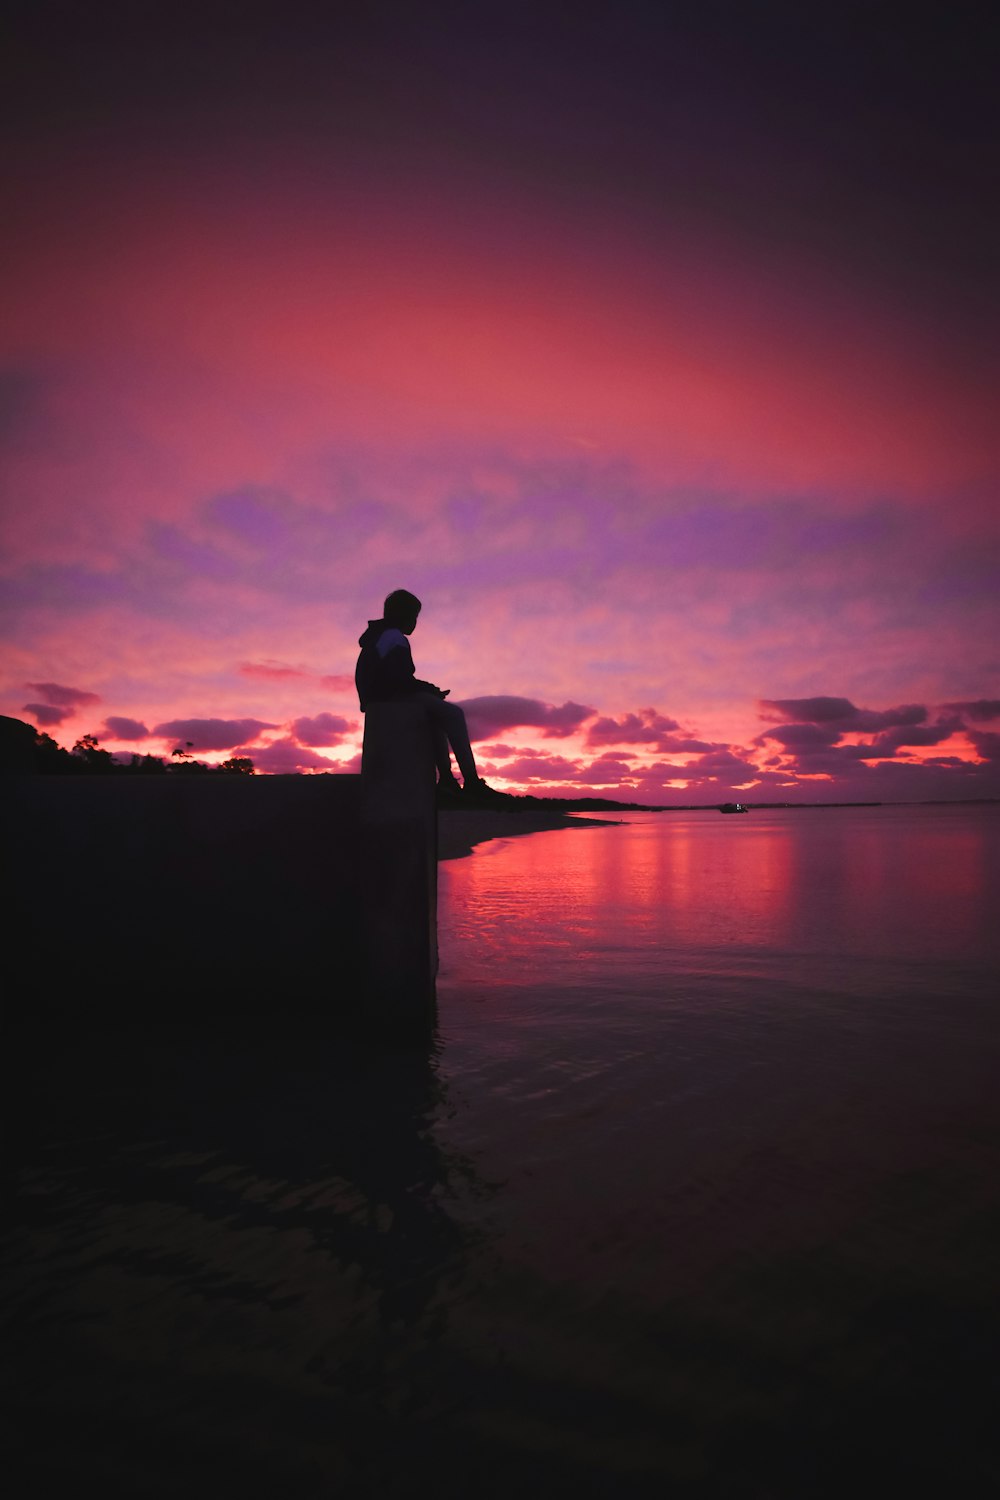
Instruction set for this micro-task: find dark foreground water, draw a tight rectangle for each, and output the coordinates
[5,805,999,1496]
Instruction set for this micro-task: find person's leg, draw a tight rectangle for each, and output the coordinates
[438,701,478,785]
[429,717,455,782]
[411,693,462,784]
[416,695,478,784]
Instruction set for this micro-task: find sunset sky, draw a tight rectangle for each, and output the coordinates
[3,1,997,801]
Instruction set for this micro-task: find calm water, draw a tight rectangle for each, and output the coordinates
[6,805,999,1496]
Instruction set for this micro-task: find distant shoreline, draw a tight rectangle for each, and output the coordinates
[436,797,1000,861]
[498,796,1000,812]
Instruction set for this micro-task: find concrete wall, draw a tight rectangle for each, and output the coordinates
[7,775,363,1022]
[8,741,437,1041]
[360,700,438,1041]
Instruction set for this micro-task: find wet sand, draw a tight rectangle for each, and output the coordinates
[438,806,612,860]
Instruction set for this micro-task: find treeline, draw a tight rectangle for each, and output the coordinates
[1,716,254,775]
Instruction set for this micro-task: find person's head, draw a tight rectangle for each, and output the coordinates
[383,588,422,633]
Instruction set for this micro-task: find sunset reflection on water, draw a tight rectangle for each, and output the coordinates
[441,810,797,993]
[439,805,997,1000]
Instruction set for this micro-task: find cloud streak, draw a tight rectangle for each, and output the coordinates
[25,681,100,708]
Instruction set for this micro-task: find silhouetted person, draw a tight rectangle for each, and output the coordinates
[356,590,502,799]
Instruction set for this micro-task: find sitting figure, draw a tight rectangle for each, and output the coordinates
[356,589,503,800]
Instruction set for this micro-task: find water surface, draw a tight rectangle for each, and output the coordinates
[6,805,998,1495]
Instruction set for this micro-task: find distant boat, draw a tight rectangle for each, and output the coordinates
[719,802,750,814]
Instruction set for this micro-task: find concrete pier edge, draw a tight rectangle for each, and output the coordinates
[359,699,439,1043]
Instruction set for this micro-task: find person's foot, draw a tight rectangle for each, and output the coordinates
[462,776,511,803]
[436,774,463,803]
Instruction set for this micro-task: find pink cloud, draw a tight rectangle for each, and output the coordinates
[239,660,310,680]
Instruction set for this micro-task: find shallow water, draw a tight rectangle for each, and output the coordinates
[6,805,999,1495]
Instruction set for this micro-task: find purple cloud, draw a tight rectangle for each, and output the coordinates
[758,697,927,732]
[153,717,278,750]
[458,696,596,741]
[756,722,842,750]
[25,681,100,708]
[207,489,292,550]
[844,704,929,732]
[290,712,354,746]
[967,729,1000,761]
[758,696,858,723]
[101,716,149,741]
[22,702,69,726]
[586,708,680,746]
[757,709,965,767]
[945,699,1000,722]
[856,717,963,757]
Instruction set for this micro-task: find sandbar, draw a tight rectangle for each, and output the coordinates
[437,806,612,861]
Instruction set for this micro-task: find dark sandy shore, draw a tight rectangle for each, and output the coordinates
[437,806,613,861]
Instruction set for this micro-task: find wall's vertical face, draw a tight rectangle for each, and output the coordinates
[6,776,365,1025]
[7,760,439,1041]
[359,701,438,1042]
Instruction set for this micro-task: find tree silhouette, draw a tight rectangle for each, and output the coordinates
[220,757,255,775]
[33,729,74,772]
[169,740,209,773]
[72,733,115,773]
[125,752,168,775]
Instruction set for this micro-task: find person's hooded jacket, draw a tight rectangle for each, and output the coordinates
[355,620,440,710]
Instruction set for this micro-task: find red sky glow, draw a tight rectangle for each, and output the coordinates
[2,2,997,802]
